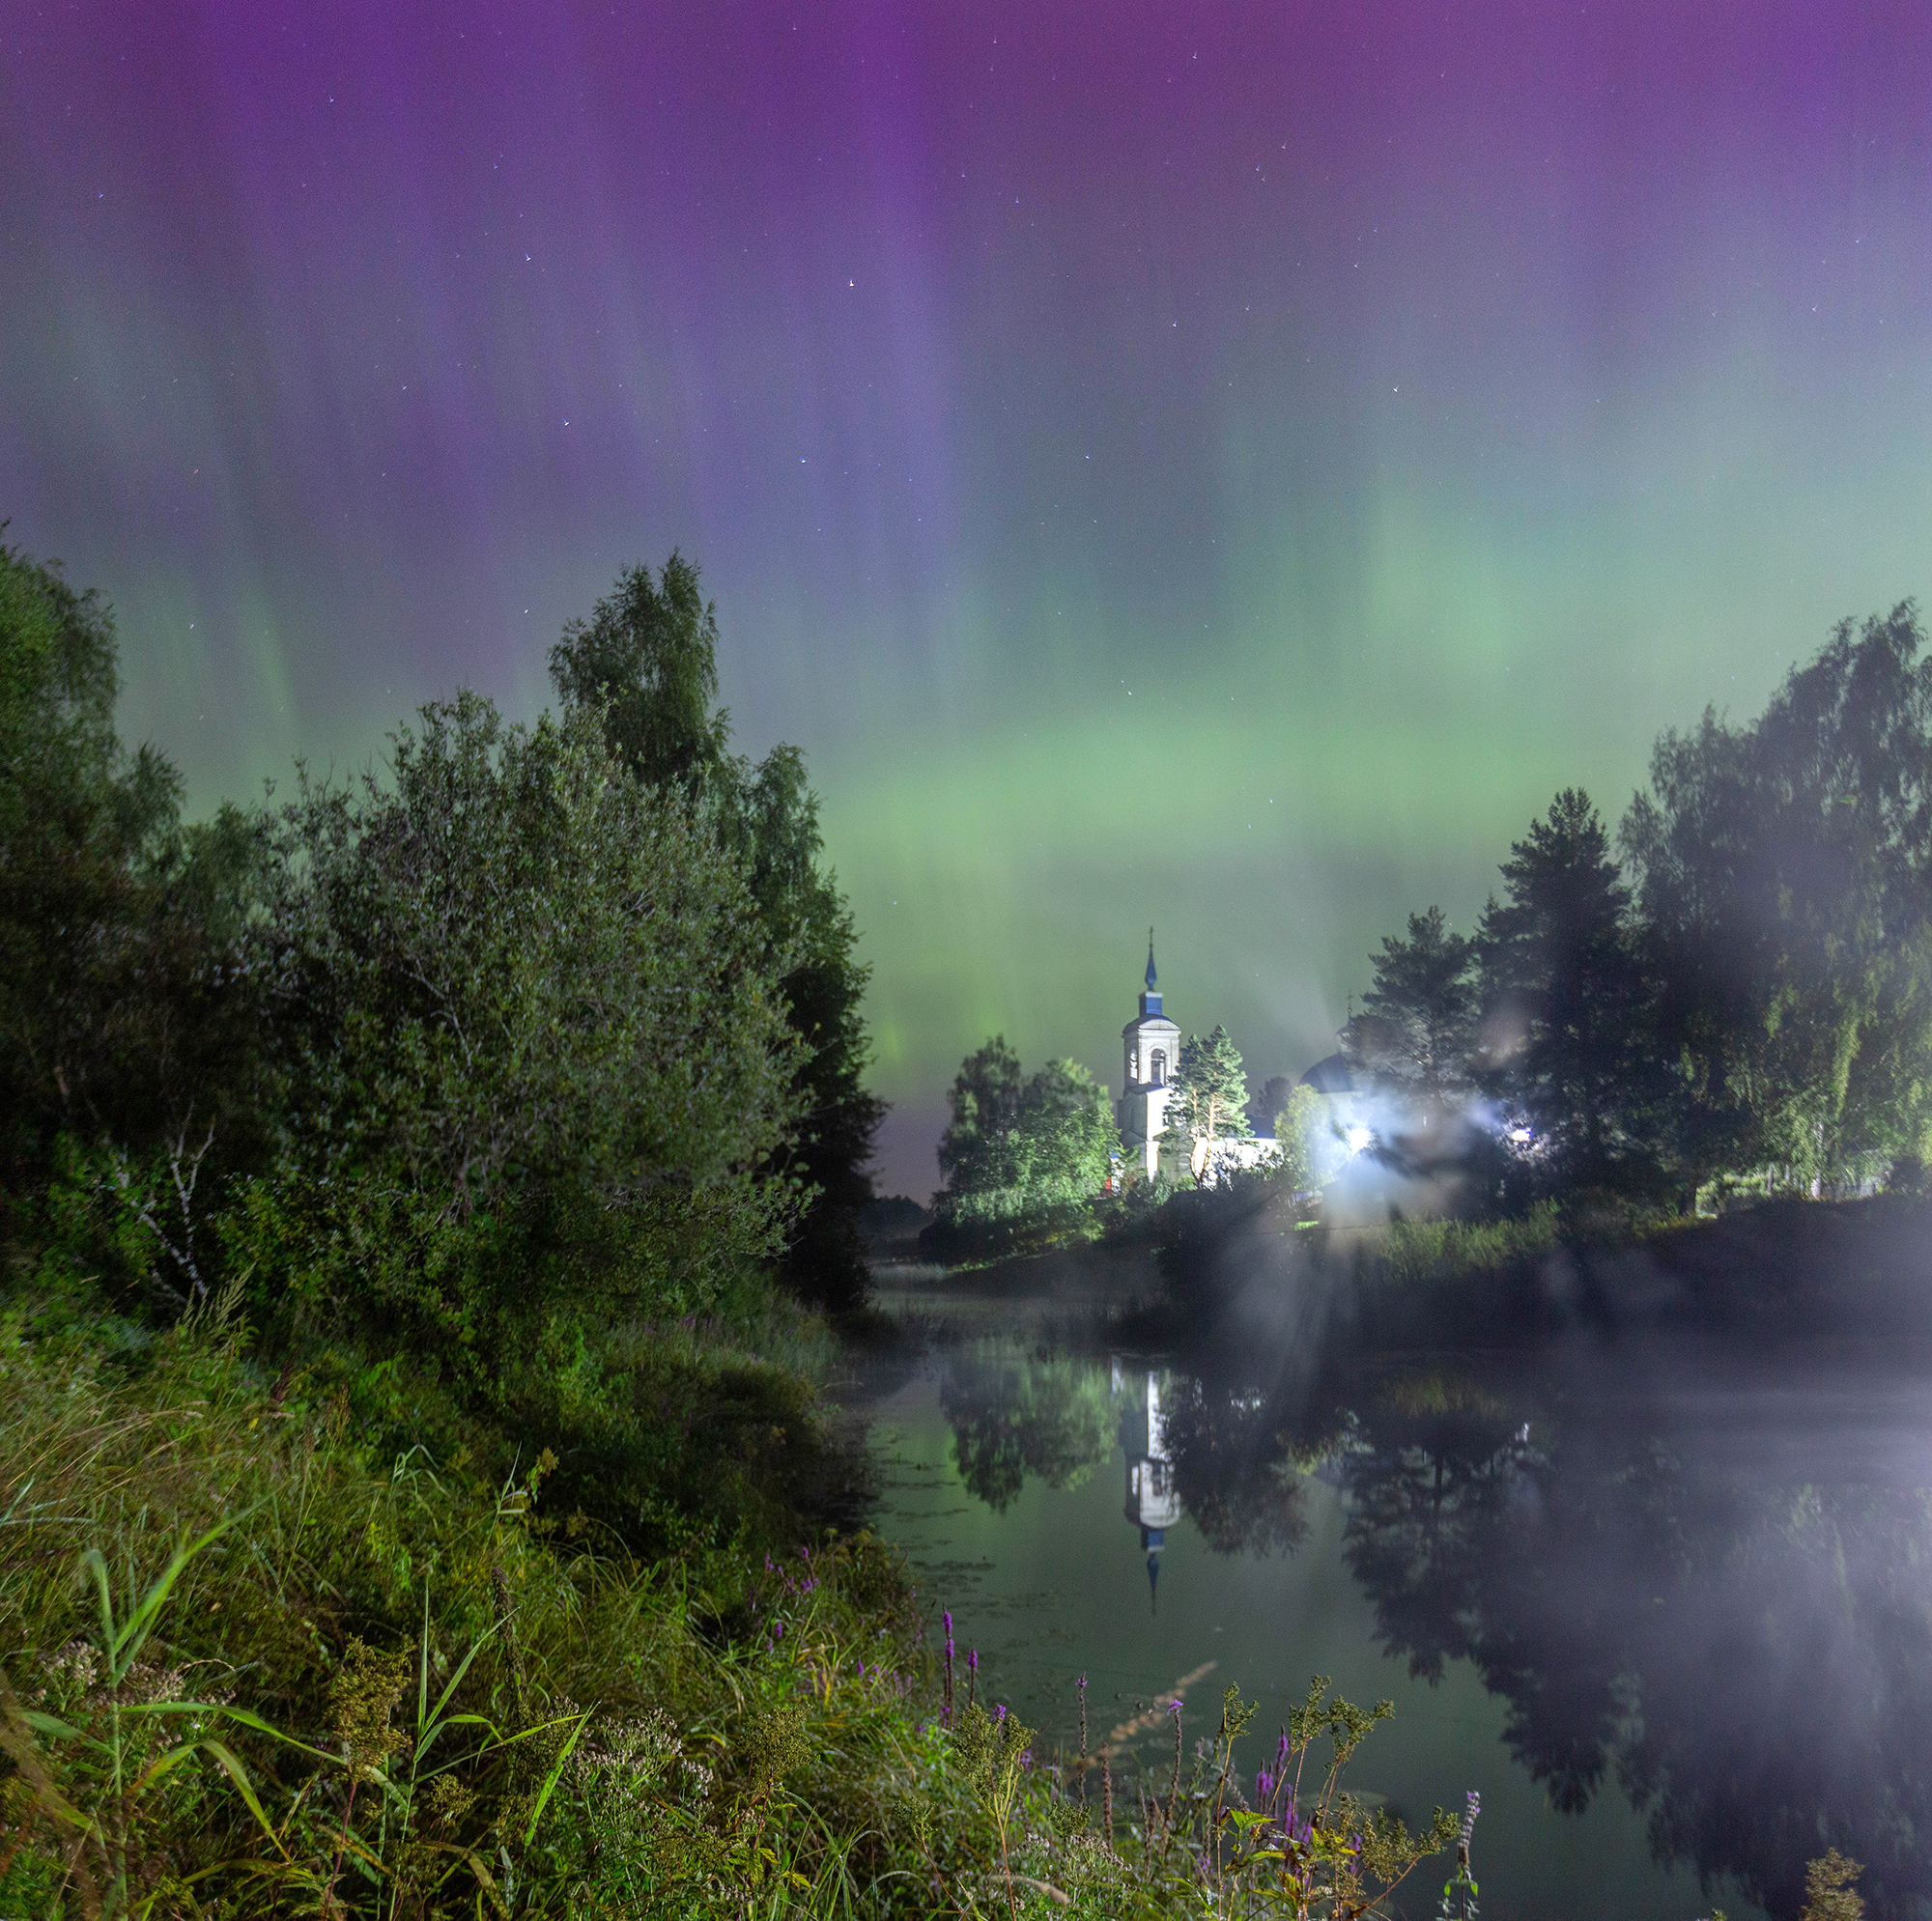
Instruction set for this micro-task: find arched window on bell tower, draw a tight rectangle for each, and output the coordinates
[1151,1048,1166,1086]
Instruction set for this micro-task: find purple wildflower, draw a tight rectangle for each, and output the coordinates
[1457,1788,1482,1874]
[995,1703,1007,1726]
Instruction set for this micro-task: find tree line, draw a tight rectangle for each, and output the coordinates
[933,604,1932,1228]
[1345,604,1932,1209]
[935,1021,1302,1225]
[0,537,882,1401]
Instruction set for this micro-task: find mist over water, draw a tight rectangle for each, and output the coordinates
[854,1229,1932,1921]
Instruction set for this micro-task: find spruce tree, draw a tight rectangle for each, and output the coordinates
[1343,905,1476,1098]
[1477,789,1646,1183]
[1170,1024,1252,1181]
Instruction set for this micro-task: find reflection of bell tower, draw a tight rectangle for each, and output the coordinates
[1119,1361,1181,1612]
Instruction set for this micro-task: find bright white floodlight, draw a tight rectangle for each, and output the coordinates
[1346,1126,1372,1154]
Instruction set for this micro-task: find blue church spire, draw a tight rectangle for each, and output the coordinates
[1139,928,1162,1018]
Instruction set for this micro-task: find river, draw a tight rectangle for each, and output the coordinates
[849,1243,1932,1921]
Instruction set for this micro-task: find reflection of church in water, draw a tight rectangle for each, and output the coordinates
[1114,1357,1181,1612]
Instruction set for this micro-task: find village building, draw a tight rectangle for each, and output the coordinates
[1115,935,1279,1182]
[1116,935,1181,1180]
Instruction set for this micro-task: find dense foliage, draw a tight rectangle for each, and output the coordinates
[935,1037,1118,1226]
[3,538,878,1353]
[242,691,808,1413]
[1165,1025,1254,1182]
[1343,606,1932,1209]
[0,541,271,1275]
[549,553,883,1310]
[0,534,898,1544]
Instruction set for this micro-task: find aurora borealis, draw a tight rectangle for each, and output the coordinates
[6,3,1932,1190]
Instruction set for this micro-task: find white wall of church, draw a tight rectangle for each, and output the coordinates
[1123,1019,1179,1089]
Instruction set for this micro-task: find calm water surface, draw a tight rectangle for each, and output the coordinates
[852,1250,1932,1921]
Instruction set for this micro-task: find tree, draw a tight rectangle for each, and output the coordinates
[547,551,730,796]
[1342,906,1476,1099]
[0,538,270,1285]
[1271,1082,1348,1193]
[1248,1074,1293,1136]
[2,539,184,1161]
[258,692,805,1374]
[1009,1058,1119,1202]
[938,1035,1026,1198]
[936,1041,1114,1222]
[550,553,883,1308]
[1623,605,1932,1195]
[721,742,885,1308]
[1168,1024,1252,1181]
[1476,790,1649,1185]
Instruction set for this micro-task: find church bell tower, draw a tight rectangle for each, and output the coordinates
[1117,930,1181,1180]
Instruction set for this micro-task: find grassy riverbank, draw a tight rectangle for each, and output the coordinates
[1322,1191,1932,1349]
[1,1292,1009,1917]
[1150,1179,1932,1354]
[1,1287,1482,1919]
[0,1289,918,1916]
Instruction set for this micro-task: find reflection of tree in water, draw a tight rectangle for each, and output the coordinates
[941,1346,1113,1512]
[940,1345,1317,1552]
[1340,1372,1932,1921]
[1620,1483,1932,1921]
[1159,1372,1314,1557]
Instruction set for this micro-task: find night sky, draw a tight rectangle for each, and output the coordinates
[7,1,1932,1193]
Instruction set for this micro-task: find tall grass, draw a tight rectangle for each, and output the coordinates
[0,1306,944,1915]
[1336,1201,1565,1290]
[0,1294,1489,1917]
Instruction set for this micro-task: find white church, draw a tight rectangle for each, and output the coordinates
[1115,935,1279,1182]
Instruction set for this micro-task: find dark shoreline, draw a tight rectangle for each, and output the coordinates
[910,1189,1932,1364]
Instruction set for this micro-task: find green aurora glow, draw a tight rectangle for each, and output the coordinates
[7,1,1930,1186]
